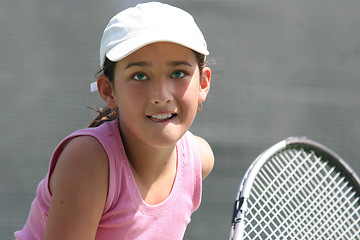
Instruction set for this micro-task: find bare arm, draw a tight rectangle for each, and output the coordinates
[194,136,214,180]
[44,136,109,240]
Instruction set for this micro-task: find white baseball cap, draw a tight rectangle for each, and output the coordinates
[91,2,209,92]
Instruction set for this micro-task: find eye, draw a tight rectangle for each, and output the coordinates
[132,73,149,81]
[171,70,186,78]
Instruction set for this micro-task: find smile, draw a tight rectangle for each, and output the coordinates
[149,113,176,120]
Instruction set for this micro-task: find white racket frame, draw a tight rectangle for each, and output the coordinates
[229,137,360,240]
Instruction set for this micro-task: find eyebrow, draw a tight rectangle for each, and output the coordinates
[168,61,193,67]
[124,61,149,69]
[124,60,193,70]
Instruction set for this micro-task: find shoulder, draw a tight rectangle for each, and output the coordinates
[193,135,214,180]
[49,135,109,195]
[46,135,109,239]
[53,135,108,185]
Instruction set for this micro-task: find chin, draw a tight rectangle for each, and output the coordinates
[147,129,186,148]
[148,136,181,149]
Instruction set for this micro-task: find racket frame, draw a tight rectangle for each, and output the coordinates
[229,136,360,240]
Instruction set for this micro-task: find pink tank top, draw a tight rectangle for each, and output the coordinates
[15,119,202,239]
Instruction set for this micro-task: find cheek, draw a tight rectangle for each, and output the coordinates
[179,81,201,112]
[184,79,201,102]
[176,73,201,97]
[182,89,200,106]
[116,84,146,104]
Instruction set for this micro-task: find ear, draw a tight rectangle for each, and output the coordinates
[97,74,118,109]
[198,67,211,103]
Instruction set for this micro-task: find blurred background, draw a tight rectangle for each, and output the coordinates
[1,0,360,239]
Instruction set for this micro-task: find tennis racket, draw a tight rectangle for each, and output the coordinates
[229,137,360,240]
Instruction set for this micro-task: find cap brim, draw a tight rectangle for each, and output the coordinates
[106,32,209,63]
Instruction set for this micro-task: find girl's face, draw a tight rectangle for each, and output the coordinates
[109,42,210,149]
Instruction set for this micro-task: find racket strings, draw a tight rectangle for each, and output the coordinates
[265,153,335,238]
[243,148,360,240]
[278,151,358,239]
[246,150,325,238]
[281,151,354,239]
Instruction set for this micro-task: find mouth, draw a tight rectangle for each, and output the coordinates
[148,113,177,121]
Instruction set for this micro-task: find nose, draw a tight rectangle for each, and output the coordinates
[150,78,173,105]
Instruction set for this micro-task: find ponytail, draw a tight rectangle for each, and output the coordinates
[88,106,118,128]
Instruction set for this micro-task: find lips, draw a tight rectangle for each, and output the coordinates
[148,113,177,121]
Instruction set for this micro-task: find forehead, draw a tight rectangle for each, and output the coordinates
[120,42,196,63]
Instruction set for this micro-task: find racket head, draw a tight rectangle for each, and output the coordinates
[229,137,360,240]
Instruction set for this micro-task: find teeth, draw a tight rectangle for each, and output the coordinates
[151,113,173,120]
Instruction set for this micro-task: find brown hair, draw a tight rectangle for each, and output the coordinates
[88,51,206,128]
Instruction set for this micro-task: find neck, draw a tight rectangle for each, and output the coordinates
[127,143,177,178]
[119,122,177,182]
[117,121,179,204]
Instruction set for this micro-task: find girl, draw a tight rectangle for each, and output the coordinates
[15,2,214,239]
